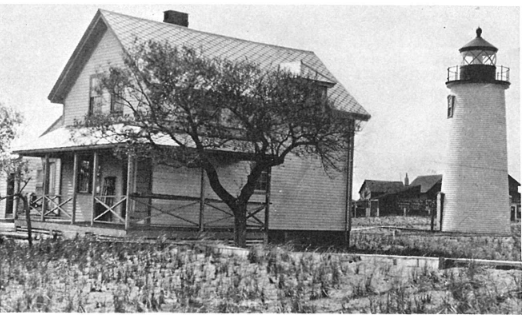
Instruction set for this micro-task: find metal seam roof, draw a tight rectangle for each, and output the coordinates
[98,9,370,119]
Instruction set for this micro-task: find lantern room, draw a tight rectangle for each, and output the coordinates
[459,27,497,66]
[446,27,509,85]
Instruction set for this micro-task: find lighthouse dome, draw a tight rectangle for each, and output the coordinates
[459,27,498,53]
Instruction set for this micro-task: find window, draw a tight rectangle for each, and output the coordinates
[447,95,456,119]
[461,50,496,66]
[89,76,104,115]
[77,155,93,193]
[254,169,269,192]
[110,87,124,115]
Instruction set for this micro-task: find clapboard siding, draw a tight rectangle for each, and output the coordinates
[149,161,265,227]
[442,83,510,234]
[63,28,124,126]
[150,164,232,227]
[147,156,347,230]
[269,154,347,231]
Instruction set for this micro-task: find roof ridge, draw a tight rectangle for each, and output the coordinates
[99,9,316,55]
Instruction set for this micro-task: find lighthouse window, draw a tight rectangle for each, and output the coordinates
[461,50,496,66]
[447,95,456,118]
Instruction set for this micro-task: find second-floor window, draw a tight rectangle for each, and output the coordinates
[89,76,104,115]
[89,75,124,116]
[110,87,124,115]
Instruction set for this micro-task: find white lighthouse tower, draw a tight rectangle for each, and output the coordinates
[441,28,511,234]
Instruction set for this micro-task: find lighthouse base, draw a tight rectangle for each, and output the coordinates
[441,168,511,235]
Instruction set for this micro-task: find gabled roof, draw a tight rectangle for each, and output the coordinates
[48,9,370,120]
[359,180,404,194]
[409,174,442,193]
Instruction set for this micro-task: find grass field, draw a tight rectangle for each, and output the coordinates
[1,236,522,313]
[347,223,521,261]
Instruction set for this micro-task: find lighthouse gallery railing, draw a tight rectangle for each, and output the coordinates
[447,65,510,83]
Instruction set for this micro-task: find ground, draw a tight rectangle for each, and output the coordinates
[0,235,521,313]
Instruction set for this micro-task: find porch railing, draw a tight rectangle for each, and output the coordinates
[93,195,127,224]
[25,194,73,221]
[128,193,267,231]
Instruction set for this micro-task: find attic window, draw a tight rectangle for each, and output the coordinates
[279,61,302,75]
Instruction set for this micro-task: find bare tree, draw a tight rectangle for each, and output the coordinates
[74,41,360,247]
[0,103,33,246]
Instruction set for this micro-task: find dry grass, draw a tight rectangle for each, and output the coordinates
[347,222,521,261]
[1,237,521,313]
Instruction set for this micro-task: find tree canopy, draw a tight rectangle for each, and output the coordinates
[75,40,360,246]
[0,102,23,156]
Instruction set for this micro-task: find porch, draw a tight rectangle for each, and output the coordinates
[14,149,270,242]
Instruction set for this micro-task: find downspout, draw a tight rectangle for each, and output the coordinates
[344,121,355,247]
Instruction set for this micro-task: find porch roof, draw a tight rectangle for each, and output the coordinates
[13,127,133,156]
[12,126,249,157]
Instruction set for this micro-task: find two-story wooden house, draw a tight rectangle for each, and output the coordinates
[12,9,370,243]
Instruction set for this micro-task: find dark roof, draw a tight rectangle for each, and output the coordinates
[509,175,520,187]
[359,180,404,194]
[48,9,370,121]
[374,185,421,200]
[409,175,442,194]
[459,28,498,52]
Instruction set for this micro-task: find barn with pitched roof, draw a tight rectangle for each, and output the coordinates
[11,9,370,243]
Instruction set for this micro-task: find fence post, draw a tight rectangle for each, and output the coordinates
[436,192,444,231]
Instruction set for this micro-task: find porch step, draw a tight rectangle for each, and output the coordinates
[0,231,28,240]
[0,222,15,232]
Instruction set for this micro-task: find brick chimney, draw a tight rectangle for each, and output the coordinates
[163,10,188,27]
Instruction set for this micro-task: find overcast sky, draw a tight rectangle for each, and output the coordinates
[0,4,519,196]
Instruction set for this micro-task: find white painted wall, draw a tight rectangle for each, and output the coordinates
[442,82,510,234]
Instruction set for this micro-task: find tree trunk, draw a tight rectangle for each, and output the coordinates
[20,195,32,247]
[233,205,248,248]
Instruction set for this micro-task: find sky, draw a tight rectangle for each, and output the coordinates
[0,4,520,197]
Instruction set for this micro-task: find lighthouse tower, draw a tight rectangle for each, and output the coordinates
[441,28,511,234]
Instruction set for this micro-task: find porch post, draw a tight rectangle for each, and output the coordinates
[264,167,272,245]
[199,167,206,232]
[42,154,50,222]
[13,175,20,220]
[91,152,99,226]
[125,155,135,231]
[71,153,78,225]
[146,159,153,226]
